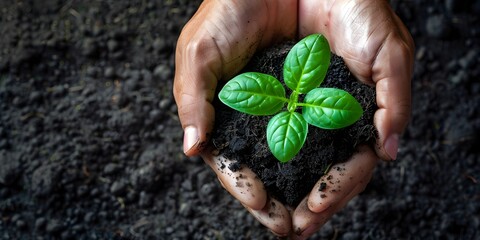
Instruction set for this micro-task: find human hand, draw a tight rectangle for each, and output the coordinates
[291,0,414,238]
[299,0,415,161]
[173,0,297,236]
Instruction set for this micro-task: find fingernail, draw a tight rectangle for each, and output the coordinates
[183,126,199,154]
[384,134,399,160]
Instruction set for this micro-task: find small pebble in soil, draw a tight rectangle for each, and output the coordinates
[139,191,153,208]
[110,180,127,196]
[46,219,64,234]
[104,66,116,78]
[130,163,162,192]
[153,64,172,80]
[103,163,121,175]
[426,14,452,39]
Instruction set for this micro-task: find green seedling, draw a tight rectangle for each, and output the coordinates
[219,34,363,162]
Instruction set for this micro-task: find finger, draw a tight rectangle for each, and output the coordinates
[291,182,368,240]
[291,146,377,239]
[173,25,221,156]
[372,31,414,160]
[242,197,292,237]
[307,145,377,213]
[200,150,267,210]
[291,196,328,240]
[203,149,291,235]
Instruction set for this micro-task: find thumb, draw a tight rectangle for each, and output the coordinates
[176,93,215,156]
[173,36,220,156]
[372,31,414,160]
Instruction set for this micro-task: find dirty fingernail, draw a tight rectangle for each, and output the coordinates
[384,134,399,160]
[183,126,199,154]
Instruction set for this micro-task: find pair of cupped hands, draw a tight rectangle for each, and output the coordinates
[173,0,414,239]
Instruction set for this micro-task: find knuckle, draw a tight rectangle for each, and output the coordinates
[183,37,218,64]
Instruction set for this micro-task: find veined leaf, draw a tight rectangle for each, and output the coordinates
[267,111,308,162]
[302,88,363,129]
[218,72,287,115]
[283,34,331,94]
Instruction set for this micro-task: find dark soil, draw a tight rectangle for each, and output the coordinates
[1,0,479,239]
[211,44,377,206]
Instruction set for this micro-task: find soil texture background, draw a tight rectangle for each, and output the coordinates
[1,0,479,239]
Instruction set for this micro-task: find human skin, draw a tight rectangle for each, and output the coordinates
[173,0,414,238]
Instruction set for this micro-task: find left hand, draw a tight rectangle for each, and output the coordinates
[290,0,414,238]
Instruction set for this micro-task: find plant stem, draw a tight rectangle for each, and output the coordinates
[287,91,299,112]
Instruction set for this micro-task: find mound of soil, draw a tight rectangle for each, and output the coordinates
[211,43,377,206]
[0,0,479,239]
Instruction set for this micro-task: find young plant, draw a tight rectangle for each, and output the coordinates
[218,34,363,163]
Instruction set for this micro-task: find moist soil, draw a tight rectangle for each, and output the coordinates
[1,0,480,239]
[211,44,377,206]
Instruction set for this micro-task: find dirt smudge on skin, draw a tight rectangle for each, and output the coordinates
[319,182,327,192]
[235,182,244,188]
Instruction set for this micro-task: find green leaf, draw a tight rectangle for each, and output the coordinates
[267,111,308,162]
[302,88,363,129]
[218,72,287,115]
[283,34,331,94]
